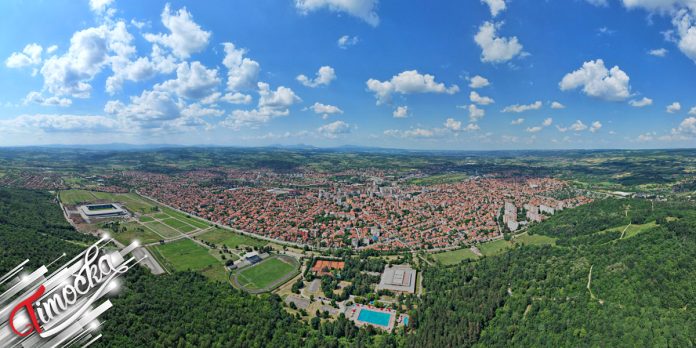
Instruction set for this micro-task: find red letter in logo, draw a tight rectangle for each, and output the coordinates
[9,285,45,337]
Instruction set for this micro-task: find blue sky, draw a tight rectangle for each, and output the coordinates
[1,0,696,149]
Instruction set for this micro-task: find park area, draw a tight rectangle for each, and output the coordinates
[433,233,556,265]
[232,255,300,294]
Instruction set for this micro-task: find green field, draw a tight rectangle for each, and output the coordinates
[433,248,479,265]
[139,215,154,222]
[478,239,511,256]
[198,228,267,248]
[59,190,96,204]
[514,233,556,246]
[234,256,298,292]
[603,221,657,239]
[432,234,556,265]
[161,218,196,233]
[112,222,162,245]
[144,221,182,238]
[152,239,218,271]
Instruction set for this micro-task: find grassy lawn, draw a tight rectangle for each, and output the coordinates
[514,233,556,246]
[161,207,209,229]
[433,248,479,265]
[198,228,267,248]
[151,239,219,272]
[59,190,96,204]
[144,221,182,238]
[478,239,511,256]
[161,218,196,233]
[139,215,154,222]
[112,222,162,245]
[235,257,297,291]
[623,221,657,238]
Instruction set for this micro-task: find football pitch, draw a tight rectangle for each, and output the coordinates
[232,255,299,293]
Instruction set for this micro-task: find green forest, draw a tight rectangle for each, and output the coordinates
[2,189,695,347]
[409,198,696,347]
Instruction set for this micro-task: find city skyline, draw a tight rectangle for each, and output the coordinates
[1,0,696,150]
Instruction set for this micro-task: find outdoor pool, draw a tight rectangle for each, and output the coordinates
[357,308,392,327]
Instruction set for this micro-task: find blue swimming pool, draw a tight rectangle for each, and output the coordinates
[403,316,409,326]
[357,308,392,327]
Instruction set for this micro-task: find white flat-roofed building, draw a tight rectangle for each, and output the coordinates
[78,203,128,222]
[377,265,416,294]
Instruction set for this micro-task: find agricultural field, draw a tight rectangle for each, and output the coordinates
[198,228,267,248]
[232,255,300,293]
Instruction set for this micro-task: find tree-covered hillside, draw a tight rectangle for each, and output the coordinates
[408,199,696,347]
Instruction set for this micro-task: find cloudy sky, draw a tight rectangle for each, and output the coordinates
[1,0,696,149]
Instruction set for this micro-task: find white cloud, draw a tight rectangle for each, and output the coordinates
[384,128,435,138]
[155,61,220,100]
[469,75,490,88]
[46,45,58,54]
[590,121,602,132]
[221,82,301,129]
[629,97,653,107]
[0,114,120,133]
[89,0,114,13]
[222,42,261,92]
[318,120,351,138]
[470,91,495,105]
[444,118,462,131]
[570,120,588,131]
[310,102,343,119]
[297,66,336,88]
[550,101,565,109]
[673,10,696,63]
[366,70,459,104]
[40,24,129,98]
[526,126,542,133]
[105,89,184,126]
[23,91,72,107]
[502,101,542,113]
[557,120,590,132]
[689,106,696,115]
[667,101,682,113]
[511,118,524,125]
[542,117,553,126]
[559,59,631,101]
[474,21,524,63]
[468,104,485,121]
[649,48,668,56]
[221,92,253,105]
[482,0,507,17]
[637,132,655,142]
[672,116,696,136]
[144,4,211,59]
[295,0,380,26]
[338,35,359,48]
[5,43,43,68]
[393,105,409,118]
